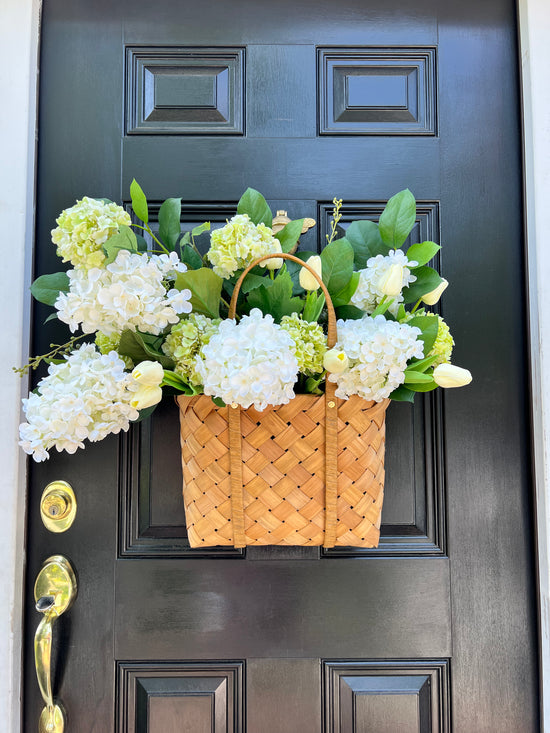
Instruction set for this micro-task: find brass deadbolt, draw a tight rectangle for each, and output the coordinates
[40,481,76,533]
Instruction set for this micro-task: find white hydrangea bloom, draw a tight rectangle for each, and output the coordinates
[196,308,299,410]
[55,250,192,336]
[19,344,140,462]
[51,196,132,269]
[329,315,424,401]
[350,249,417,315]
[206,214,283,279]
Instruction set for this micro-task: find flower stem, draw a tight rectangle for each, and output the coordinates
[411,298,423,314]
[132,223,170,254]
[13,333,87,376]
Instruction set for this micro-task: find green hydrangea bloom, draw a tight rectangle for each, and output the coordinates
[162,314,221,386]
[280,314,327,376]
[95,332,134,369]
[402,311,454,366]
[51,196,131,269]
[206,214,282,279]
[428,313,454,366]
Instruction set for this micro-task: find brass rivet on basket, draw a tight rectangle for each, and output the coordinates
[328,401,336,408]
[231,402,238,409]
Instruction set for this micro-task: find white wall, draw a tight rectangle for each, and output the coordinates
[0,1,40,730]
[0,0,548,730]
[518,0,550,727]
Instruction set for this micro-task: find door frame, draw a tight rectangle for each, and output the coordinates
[1,0,548,729]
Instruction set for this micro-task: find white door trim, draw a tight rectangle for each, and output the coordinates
[1,1,548,729]
[0,1,41,730]
[518,0,550,726]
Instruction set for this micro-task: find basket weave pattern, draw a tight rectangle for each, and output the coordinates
[177,394,388,548]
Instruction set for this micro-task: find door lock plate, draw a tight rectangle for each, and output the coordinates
[40,481,76,533]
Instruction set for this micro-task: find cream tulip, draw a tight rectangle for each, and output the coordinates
[130,384,163,410]
[422,278,449,305]
[131,360,164,386]
[323,348,349,374]
[378,263,404,297]
[299,255,322,291]
[433,363,472,388]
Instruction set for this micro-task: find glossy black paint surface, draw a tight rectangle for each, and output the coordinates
[24,1,539,731]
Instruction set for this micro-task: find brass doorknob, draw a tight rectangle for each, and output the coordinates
[34,555,77,733]
[40,481,77,533]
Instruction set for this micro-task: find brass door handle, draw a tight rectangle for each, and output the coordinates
[34,556,77,733]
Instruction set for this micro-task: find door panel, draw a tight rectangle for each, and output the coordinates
[24,1,539,731]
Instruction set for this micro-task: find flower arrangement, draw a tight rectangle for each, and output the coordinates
[18,183,471,462]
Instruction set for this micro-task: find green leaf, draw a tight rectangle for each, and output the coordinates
[371,297,395,317]
[345,221,388,268]
[44,313,58,324]
[135,233,148,252]
[389,385,416,402]
[158,198,181,250]
[130,179,148,224]
[161,369,200,394]
[321,238,354,298]
[118,330,175,369]
[30,272,70,306]
[406,315,439,356]
[335,305,364,320]
[130,404,158,423]
[406,241,441,267]
[212,396,226,407]
[402,266,443,304]
[303,292,325,322]
[404,370,434,384]
[331,271,359,308]
[407,354,439,373]
[240,272,271,294]
[98,198,113,205]
[191,221,211,237]
[274,219,304,253]
[179,245,203,270]
[103,225,138,263]
[237,187,272,227]
[396,304,406,321]
[378,189,416,248]
[407,379,438,392]
[305,375,324,395]
[247,269,304,321]
[175,268,223,318]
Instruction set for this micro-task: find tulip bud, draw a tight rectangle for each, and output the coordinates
[433,363,472,388]
[323,348,349,374]
[265,256,283,270]
[131,361,164,386]
[299,256,322,291]
[130,384,163,410]
[422,278,449,305]
[378,263,404,297]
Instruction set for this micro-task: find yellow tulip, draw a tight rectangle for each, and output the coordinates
[299,256,322,291]
[378,264,403,296]
[422,278,449,305]
[131,361,164,386]
[130,384,163,410]
[323,348,349,374]
[433,363,472,388]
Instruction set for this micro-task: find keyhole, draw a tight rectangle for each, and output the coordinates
[49,506,59,517]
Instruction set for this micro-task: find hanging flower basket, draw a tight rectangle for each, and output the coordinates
[18,184,472,549]
[177,252,388,548]
[177,393,388,548]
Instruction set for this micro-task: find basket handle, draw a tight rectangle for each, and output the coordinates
[226,251,340,549]
[228,252,338,349]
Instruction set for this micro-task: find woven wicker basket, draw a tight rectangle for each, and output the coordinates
[177,253,389,549]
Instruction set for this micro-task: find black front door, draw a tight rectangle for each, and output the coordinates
[24,1,539,731]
